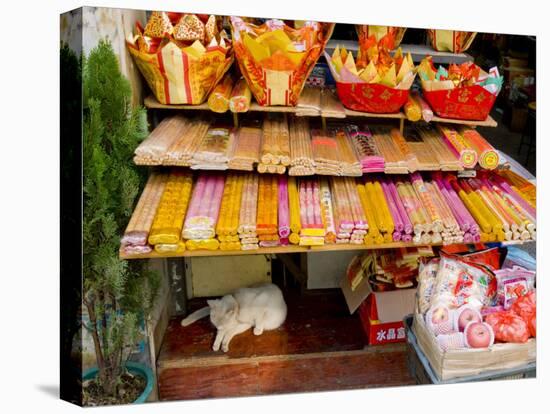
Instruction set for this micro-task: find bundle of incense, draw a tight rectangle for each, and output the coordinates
[433,173,480,242]
[298,179,325,244]
[154,241,186,254]
[330,177,354,242]
[467,177,510,241]
[148,171,194,249]
[289,117,315,176]
[229,78,252,113]
[319,179,337,243]
[238,174,259,249]
[411,92,433,122]
[296,87,322,116]
[288,177,302,244]
[385,178,413,237]
[408,141,440,170]
[186,238,220,251]
[228,126,261,171]
[256,175,279,245]
[134,115,189,165]
[344,177,369,243]
[370,127,408,174]
[404,95,422,122]
[367,178,396,244]
[497,170,536,208]
[459,127,499,170]
[164,118,210,166]
[415,124,462,171]
[380,178,405,242]
[332,127,362,176]
[489,174,536,228]
[216,173,244,250]
[121,172,167,251]
[395,178,432,244]
[182,173,225,241]
[320,88,346,118]
[311,129,341,175]
[278,176,290,238]
[346,125,385,173]
[191,126,234,170]
[258,116,290,174]
[425,180,464,244]
[491,173,536,221]
[410,172,443,234]
[207,73,234,113]
[356,182,380,245]
[437,125,478,169]
[390,129,419,172]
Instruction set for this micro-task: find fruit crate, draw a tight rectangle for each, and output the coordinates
[404,315,536,384]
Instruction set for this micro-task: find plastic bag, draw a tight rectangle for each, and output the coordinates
[417,258,440,314]
[510,290,536,323]
[502,246,536,271]
[484,311,529,343]
[462,247,503,270]
[495,268,536,309]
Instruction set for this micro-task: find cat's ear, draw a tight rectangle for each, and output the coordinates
[225,295,238,314]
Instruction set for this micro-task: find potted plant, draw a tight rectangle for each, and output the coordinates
[82,40,159,406]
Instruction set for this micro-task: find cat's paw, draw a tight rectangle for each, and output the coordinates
[222,344,229,352]
[212,344,220,351]
[253,327,263,336]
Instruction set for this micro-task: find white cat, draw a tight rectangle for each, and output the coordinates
[180,283,287,352]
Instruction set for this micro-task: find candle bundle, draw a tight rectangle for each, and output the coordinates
[346,125,385,173]
[257,175,280,247]
[258,116,290,174]
[121,172,167,254]
[371,128,408,174]
[207,73,235,113]
[191,126,234,170]
[134,116,190,165]
[164,118,211,166]
[148,171,194,253]
[298,178,325,245]
[228,126,262,171]
[229,78,252,113]
[459,127,500,170]
[288,177,302,244]
[437,125,478,169]
[238,174,260,249]
[311,129,340,175]
[182,173,225,247]
[216,173,244,250]
[415,124,462,171]
[332,127,362,176]
[289,117,315,176]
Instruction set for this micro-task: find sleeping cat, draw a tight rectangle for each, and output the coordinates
[180,283,287,352]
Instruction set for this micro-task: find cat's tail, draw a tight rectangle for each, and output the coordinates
[180,306,210,327]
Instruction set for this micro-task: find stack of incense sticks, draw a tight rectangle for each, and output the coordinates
[216,173,244,250]
[390,129,419,172]
[164,118,211,166]
[329,177,362,243]
[411,91,434,122]
[331,127,362,176]
[121,172,168,254]
[148,170,194,253]
[380,178,413,243]
[238,174,260,249]
[298,178,325,245]
[296,87,322,117]
[228,126,261,171]
[415,124,462,171]
[371,127,409,174]
[207,73,234,113]
[182,173,225,250]
[459,127,500,170]
[191,126,234,170]
[258,116,290,174]
[311,129,341,175]
[278,176,290,245]
[288,117,315,176]
[319,178,337,243]
[257,175,280,247]
[320,89,346,118]
[288,177,302,245]
[346,125,385,173]
[437,125,478,169]
[229,78,252,113]
[364,177,395,244]
[134,116,189,165]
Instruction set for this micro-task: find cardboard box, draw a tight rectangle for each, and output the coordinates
[340,274,416,345]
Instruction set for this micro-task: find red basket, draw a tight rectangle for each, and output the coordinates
[335,82,410,113]
[422,84,497,121]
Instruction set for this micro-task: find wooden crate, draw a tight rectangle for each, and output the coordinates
[412,313,536,381]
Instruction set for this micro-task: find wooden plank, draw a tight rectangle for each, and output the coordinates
[430,114,498,128]
[120,239,532,260]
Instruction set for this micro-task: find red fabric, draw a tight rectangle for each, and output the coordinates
[336,82,409,113]
[422,85,496,121]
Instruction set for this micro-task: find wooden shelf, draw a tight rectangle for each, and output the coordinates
[120,239,532,260]
[144,94,497,127]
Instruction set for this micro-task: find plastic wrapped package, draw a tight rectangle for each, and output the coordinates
[495,268,535,309]
[417,258,440,314]
[229,78,252,113]
[207,73,235,113]
[484,311,530,343]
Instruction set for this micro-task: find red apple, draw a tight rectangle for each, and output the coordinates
[456,307,482,332]
[465,322,494,348]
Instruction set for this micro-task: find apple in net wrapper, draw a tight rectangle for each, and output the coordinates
[464,321,494,348]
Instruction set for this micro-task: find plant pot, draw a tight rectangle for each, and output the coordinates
[82,361,154,404]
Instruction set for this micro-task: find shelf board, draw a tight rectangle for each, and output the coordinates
[430,114,498,128]
[120,239,532,260]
